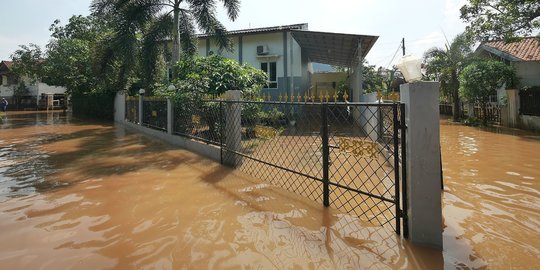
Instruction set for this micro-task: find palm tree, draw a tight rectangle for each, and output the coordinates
[423,33,473,121]
[90,0,240,89]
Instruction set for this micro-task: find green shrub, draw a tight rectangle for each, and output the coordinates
[462,116,480,126]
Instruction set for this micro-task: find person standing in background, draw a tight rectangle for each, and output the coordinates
[0,98,8,112]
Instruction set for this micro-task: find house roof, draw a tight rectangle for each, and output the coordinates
[478,37,540,62]
[198,23,308,38]
[0,60,13,75]
[291,30,378,67]
[1,60,13,69]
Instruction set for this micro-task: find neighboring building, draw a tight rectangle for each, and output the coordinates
[192,23,378,101]
[475,37,540,130]
[0,60,67,110]
[476,37,540,87]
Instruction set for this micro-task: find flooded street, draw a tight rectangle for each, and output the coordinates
[0,112,539,269]
[440,121,540,268]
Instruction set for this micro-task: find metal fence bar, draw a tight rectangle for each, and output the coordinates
[219,101,224,165]
[129,97,407,235]
[224,148,324,182]
[400,103,409,238]
[392,105,401,235]
[321,103,330,207]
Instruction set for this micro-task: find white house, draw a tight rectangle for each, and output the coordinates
[192,23,378,101]
[0,60,67,110]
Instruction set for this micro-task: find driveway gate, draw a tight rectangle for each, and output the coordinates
[169,98,408,235]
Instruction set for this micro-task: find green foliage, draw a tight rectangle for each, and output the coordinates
[459,60,514,101]
[174,55,267,96]
[44,37,95,95]
[362,62,385,93]
[258,108,286,125]
[13,81,30,97]
[462,116,481,126]
[90,0,240,86]
[459,60,515,124]
[423,33,474,121]
[460,0,540,41]
[10,44,44,83]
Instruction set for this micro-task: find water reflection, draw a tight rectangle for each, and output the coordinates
[1,112,538,269]
[0,112,446,269]
[441,121,540,269]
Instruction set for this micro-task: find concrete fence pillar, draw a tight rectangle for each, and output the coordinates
[467,102,475,118]
[114,92,126,123]
[360,92,380,142]
[400,82,443,249]
[506,89,519,128]
[167,99,173,135]
[223,90,242,167]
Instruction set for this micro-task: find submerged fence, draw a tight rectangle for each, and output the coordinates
[124,94,408,235]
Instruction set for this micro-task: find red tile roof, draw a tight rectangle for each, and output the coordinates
[483,37,540,61]
[1,60,13,69]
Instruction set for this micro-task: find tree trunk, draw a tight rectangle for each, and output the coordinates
[171,2,181,68]
[451,71,461,122]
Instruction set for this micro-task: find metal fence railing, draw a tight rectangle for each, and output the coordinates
[172,100,223,145]
[142,97,167,131]
[123,95,408,235]
[520,89,540,116]
[125,96,139,123]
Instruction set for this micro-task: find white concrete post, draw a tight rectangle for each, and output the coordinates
[400,82,443,249]
[223,90,242,167]
[114,92,126,123]
[467,102,475,118]
[167,99,173,135]
[360,92,379,142]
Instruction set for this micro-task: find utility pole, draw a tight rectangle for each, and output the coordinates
[402,38,406,56]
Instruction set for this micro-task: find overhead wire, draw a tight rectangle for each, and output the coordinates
[385,42,402,69]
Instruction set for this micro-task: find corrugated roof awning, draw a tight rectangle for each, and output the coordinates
[291,30,378,67]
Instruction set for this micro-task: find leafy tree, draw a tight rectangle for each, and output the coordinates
[10,44,44,83]
[362,62,385,93]
[157,55,266,135]
[90,0,240,88]
[42,15,106,95]
[460,0,540,41]
[423,33,474,121]
[459,60,515,124]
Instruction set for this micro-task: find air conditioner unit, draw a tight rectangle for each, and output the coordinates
[257,45,269,55]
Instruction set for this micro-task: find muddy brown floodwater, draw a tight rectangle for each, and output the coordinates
[440,120,540,269]
[0,111,538,269]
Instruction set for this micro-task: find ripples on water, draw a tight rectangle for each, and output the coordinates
[0,112,444,269]
[1,112,539,269]
[440,121,540,269]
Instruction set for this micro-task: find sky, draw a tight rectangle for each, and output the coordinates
[0,0,468,68]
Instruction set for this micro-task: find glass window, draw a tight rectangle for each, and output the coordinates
[260,62,277,89]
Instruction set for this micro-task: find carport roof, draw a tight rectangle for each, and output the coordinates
[291,30,378,67]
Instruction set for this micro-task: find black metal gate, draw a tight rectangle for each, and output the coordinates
[162,98,408,235]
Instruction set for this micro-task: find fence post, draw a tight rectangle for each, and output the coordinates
[138,93,144,125]
[400,82,442,249]
[167,99,173,135]
[321,103,330,207]
[114,91,126,123]
[223,90,242,167]
[506,89,519,128]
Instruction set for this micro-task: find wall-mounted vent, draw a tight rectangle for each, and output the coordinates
[257,45,269,55]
